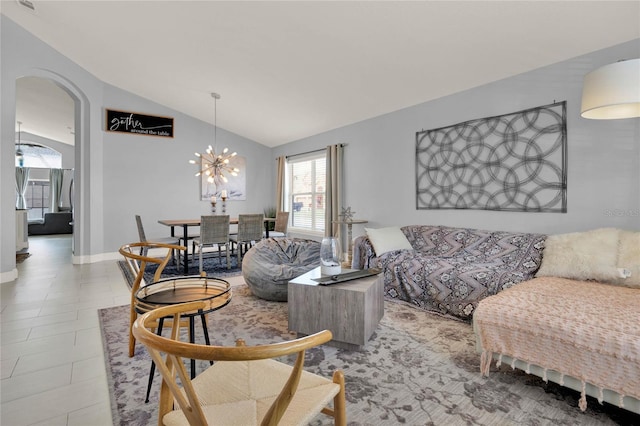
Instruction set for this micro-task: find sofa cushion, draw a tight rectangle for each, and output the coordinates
[365,227,413,256]
[535,228,621,282]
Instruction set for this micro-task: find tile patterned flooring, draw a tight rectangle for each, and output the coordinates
[1,235,244,425]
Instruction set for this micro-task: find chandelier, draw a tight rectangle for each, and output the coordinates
[189,93,239,187]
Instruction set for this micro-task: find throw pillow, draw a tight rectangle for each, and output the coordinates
[612,230,640,288]
[535,228,621,282]
[365,227,413,256]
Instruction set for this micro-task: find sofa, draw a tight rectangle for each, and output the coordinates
[28,212,73,235]
[474,228,640,414]
[352,224,546,319]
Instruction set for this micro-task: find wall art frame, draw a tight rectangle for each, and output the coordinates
[416,101,567,213]
[200,155,246,201]
[105,109,174,138]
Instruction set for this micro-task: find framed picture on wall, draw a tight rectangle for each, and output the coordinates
[200,155,246,201]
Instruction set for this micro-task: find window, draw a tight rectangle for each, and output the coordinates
[15,144,62,168]
[25,180,50,221]
[287,153,326,233]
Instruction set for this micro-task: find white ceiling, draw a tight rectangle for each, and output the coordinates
[3,1,639,148]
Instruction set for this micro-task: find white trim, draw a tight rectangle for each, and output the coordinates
[72,251,120,264]
[0,268,18,284]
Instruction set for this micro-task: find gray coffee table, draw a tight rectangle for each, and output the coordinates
[288,267,384,350]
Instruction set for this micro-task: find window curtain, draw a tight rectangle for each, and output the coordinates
[325,144,343,238]
[276,156,286,211]
[49,168,64,213]
[15,167,30,210]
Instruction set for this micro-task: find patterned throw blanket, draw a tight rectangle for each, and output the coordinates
[474,277,640,412]
[352,225,545,319]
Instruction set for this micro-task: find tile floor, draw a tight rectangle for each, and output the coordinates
[1,235,244,425]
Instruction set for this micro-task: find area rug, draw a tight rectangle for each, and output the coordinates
[100,286,639,426]
[117,252,242,287]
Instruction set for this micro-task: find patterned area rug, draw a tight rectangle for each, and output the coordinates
[100,286,638,426]
[117,252,242,287]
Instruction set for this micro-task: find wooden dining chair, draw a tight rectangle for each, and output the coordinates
[230,214,264,262]
[192,215,231,272]
[119,241,186,357]
[133,300,347,426]
[135,215,181,265]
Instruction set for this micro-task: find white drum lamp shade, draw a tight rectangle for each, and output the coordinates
[580,58,640,120]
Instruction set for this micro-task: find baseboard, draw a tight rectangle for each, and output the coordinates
[72,251,121,264]
[0,268,18,284]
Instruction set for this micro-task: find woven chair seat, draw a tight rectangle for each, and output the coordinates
[163,359,340,426]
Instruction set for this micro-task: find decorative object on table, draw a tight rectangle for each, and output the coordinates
[15,121,24,167]
[190,93,246,201]
[416,101,567,213]
[210,196,217,214]
[242,238,320,302]
[333,217,368,268]
[581,58,640,120]
[220,189,227,213]
[320,236,342,275]
[339,206,355,222]
[105,109,174,138]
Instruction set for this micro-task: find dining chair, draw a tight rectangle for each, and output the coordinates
[132,300,347,426]
[230,213,264,262]
[265,210,289,238]
[119,241,187,357]
[135,214,181,265]
[192,215,231,273]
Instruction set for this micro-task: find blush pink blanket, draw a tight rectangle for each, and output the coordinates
[474,277,640,411]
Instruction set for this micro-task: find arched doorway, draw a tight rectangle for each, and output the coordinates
[14,70,89,259]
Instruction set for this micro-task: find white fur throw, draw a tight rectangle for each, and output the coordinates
[536,228,621,282]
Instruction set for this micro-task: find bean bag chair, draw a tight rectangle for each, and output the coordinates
[242,238,321,301]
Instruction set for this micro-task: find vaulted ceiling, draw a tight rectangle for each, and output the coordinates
[3,1,639,147]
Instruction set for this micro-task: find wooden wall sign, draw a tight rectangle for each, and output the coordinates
[106,109,174,138]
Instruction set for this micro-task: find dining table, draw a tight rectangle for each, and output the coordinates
[159,217,276,274]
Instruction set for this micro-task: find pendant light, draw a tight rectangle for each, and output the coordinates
[15,121,24,167]
[189,93,239,188]
[581,58,640,120]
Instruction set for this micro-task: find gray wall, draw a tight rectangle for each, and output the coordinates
[102,84,272,251]
[272,39,640,243]
[1,16,272,281]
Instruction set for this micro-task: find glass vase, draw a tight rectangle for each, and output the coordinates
[320,237,342,275]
